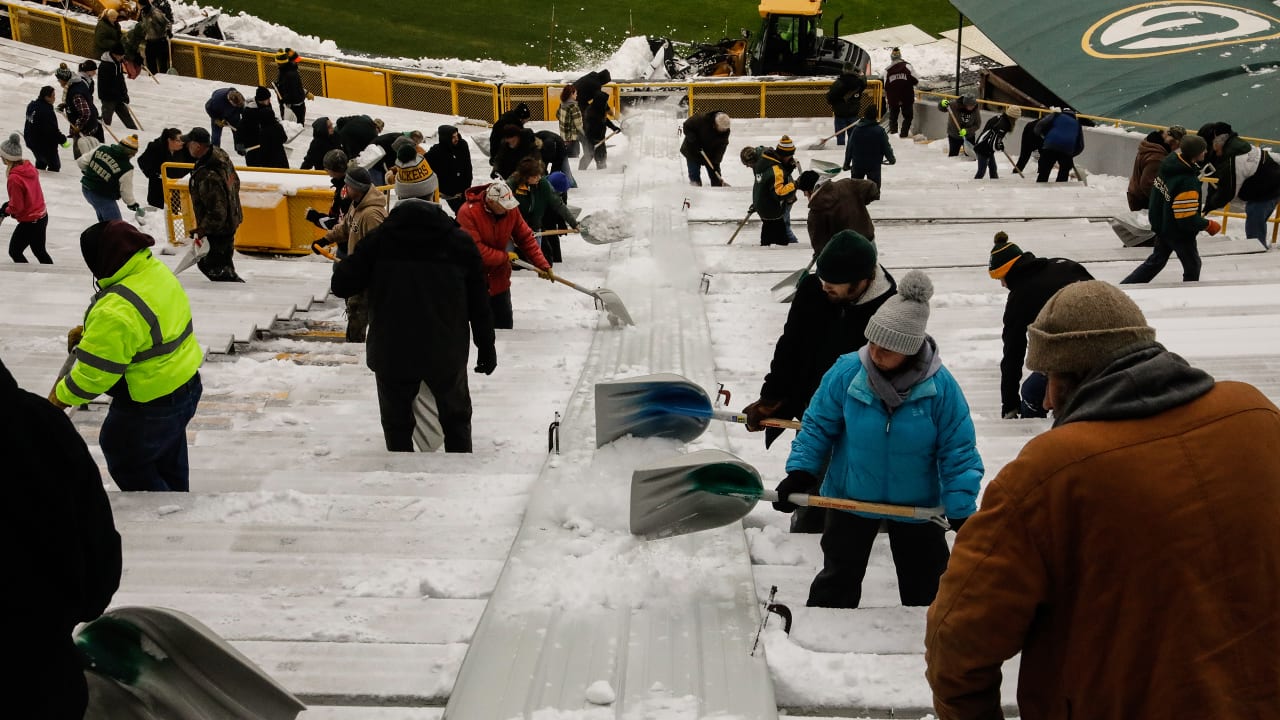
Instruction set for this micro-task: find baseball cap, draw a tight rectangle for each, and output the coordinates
[486,180,519,210]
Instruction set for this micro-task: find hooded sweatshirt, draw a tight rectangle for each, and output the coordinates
[425,124,473,199]
[1126,130,1173,211]
[6,161,47,222]
[805,176,878,254]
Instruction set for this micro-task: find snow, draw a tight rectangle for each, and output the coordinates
[4,6,1279,720]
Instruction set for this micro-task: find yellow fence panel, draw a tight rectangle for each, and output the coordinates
[170,41,199,77]
[296,60,325,97]
[456,80,499,123]
[387,72,454,115]
[689,84,762,119]
[10,7,66,52]
[66,22,96,59]
[324,64,388,105]
[195,46,264,88]
[501,85,548,121]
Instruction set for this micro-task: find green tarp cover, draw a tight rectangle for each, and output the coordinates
[952,1,1280,140]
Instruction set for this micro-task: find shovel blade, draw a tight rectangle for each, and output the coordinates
[1110,217,1156,247]
[578,212,633,245]
[631,449,764,539]
[173,236,210,275]
[593,287,635,327]
[595,373,712,447]
[808,159,842,176]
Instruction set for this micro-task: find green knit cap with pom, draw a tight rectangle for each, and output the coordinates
[989,231,1024,279]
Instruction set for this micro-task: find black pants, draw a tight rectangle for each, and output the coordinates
[1121,232,1201,283]
[280,102,306,125]
[197,233,240,281]
[807,511,950,608]
[947,136,967,157]
[579,137,607,170]
[375,370,473,452]
[489,290,514,329]
[888,103,913,137]
[851,165,882,188]
[759,217,791,246]
[100,101,138,130]
[8,214,52,263]
[1036,149,1074,182]
[1015,122,1041,172]
[974,151,998,179]
[145,39,170,74]
[31,142,61,172]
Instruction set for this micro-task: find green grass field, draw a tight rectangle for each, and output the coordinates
[208,0,957,69]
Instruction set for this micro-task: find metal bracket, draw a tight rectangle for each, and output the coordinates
[715,383,730,408]
[683,197,692,210]
[751,585,793,655]
[547,411,561,454]
[700,272,712,295]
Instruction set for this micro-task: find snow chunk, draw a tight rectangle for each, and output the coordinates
[584,680,616,705]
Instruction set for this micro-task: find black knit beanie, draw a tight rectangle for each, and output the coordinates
[817,230,877,284]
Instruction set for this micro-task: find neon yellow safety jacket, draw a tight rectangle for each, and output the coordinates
[56,249,202,405]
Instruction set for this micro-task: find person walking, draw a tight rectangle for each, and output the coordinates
[185,127,244,282]
[331,200,496,452]
[273,48,310,124]
[752,135,799,245]
[680,110,731,186]
[456,180,554,329]
[883,48,919,138]
[937,95,980,158]
[1122,134,1218,284]
[847,107,895,187]
[972,106,1020,180]
[1126,125,1185,210]
[426,124,472,213]
[4,354,121,720]
[323,166,387,342]
[795,170,878,255]
[50,221,203,492]
[987,232,1092,419]
[137,127,191,210]
[138,0,173,75]
[2,133,52,263]
[556,84,586,184]
[96,44,138,131]
[78,134,141,223]
[1035,107,1085,182]
[926,280,1280,720]
[825,64,865,146]
[204,87,245,149]
[741,230,895,532]
[776,269,982,607]
[1203,124,1280,249]
[239,86,289,169]
[24,86,67,172]
[64,60,103,156]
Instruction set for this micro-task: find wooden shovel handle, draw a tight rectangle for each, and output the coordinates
[763,490,947,525]
[534,229,576,237]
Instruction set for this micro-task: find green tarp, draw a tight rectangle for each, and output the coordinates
[952,1,1280,140]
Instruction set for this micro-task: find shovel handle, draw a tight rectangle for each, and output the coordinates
[764,490,948,526]
[534,229,576,237]
[512,257,593,297]
[725,209,755,246]
[1001,149,1024,177]
[813,120,859,148]
[711,409,801,430]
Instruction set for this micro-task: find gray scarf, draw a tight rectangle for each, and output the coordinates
[859,336,942,410]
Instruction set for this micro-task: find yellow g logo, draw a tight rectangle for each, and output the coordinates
[1083,1,1280,58]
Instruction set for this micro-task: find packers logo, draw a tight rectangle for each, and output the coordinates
[1082,1,1280,58]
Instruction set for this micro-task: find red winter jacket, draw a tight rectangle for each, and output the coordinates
[5,161,47,223]
[456,184,550,296]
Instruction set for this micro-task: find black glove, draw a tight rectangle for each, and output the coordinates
[305,208,324,225]
[473,346,497,375]
[948,516,968,533]
[747,204,756,214]
[0,201,8,217]
[772,470,819,513]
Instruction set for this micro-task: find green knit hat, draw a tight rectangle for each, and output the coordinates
[1026,281,1157,374]
[817,230,877,284]
[988,231,1023,279]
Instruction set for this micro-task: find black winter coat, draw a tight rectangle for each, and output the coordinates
[96,57,129,104]
[489,107,528,155]
[973,114,1014,155]
[492,127,540,179]
[582,90,619,143]
[848,119,895,170]
[679,111,731,170]
[336,114,378,158]
[2,357,121,716]
[137,135,192,208]
[535,130,567,171]
[759,269,896,443]
[24,99,66,150]
[275,62,306,105]
[330,199,495,381]
[301,117,341,170]
[826,73,866,117]
[573,69,611,109]
[999,253,1093,415]
[426,124,472,198]
[239,104,289,168]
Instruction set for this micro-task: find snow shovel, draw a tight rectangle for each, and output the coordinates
[770,255,817,303]
[413,383,444,452]
[808,120,858,150]
[630,448,948,539]
[594,129,622,149]
[944,109,974,158]
[1001,149,1025,178]
[1109,217,1156,247]
[594,373,799,447]
[512,258,634,327]
[699,150,730,186]
[577,212,633,245]
[173,235,210,275]
[808,159,842,176]
[725,207,755,245]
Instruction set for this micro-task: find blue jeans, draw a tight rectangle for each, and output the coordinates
[686,156,724,186]
[82,186,122,222]
[1245,198,1278,247]
[99,373,202,492]
[1020,372,1048,418]
[782,202,798,244]
[834,116,856,145]
[211,121,224,147]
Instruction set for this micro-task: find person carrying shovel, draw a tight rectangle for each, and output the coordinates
[679,111,731,187]
[775,270,983,608]
[457,179,554,329]
[741,230,896,532]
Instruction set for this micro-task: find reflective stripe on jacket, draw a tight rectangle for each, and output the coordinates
[56,249,202,404]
